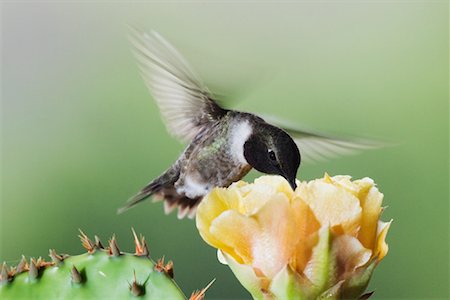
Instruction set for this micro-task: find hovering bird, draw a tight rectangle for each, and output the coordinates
[118,28,378,219]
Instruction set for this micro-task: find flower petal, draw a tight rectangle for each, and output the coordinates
[196,188,242,255]
[254,175,295,198]
[374,220,392,260]
[196,174,391,300]
[357,184,383,251]
[296,178,362,235]
[217,249,227,265]
[220,251,268,300]
[238,175,294,216]
[290,198,321,273]
[210,210,258,264]
[251,193,299,278]
[332,235,372,276]
[331,176,372,198]
[238,182,277,215]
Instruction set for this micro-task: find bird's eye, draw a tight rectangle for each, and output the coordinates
[268,150,276,161]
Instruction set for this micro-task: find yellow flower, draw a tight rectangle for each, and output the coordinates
[196,175,391,300]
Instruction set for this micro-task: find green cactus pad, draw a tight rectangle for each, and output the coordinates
[0,230,186,300]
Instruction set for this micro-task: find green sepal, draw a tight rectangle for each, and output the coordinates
[317,280,344,300]
[269,265,311,300]
[341,259,377,299]
[304,227,336,298]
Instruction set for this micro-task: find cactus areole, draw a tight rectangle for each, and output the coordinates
[0,230,186,299]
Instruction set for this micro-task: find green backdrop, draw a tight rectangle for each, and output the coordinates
[1,2,448,299]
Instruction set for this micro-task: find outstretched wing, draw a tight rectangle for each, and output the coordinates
[262,115,386,164]
[128,27,227,142]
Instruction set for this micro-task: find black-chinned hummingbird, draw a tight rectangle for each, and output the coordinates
[118,28,378,219]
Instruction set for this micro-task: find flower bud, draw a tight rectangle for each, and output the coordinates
[196,175,391,299]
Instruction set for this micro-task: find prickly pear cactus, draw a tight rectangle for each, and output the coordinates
[0,230,206,299]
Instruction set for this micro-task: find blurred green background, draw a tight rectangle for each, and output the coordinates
[1,2,448,299]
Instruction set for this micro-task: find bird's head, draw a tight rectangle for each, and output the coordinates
[243,125,301,190]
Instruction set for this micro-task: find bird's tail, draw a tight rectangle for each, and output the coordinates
[117,180,162,215]
[117,168,202,219]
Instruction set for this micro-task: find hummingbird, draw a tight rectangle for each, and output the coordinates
[118,28,378,219]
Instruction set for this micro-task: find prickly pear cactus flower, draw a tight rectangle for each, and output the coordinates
[196,174,391,300]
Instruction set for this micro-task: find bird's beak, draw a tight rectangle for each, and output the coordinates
[287,176,297,191]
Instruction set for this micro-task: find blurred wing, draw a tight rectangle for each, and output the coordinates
[262,115,385,164]
[293,134,380,164]
[128,26,226,142]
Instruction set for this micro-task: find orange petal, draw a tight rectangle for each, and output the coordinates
[357,185,383,251]
[251,193,299,278]
[236,175,294,216]
[209,210,258,264]
[296,179,362,235]
[290,198,321,273]
[254,175,295,199]
[331,176,372,197]
[238,181,278,216]
[374,220,392,261]
[196,188,243,255]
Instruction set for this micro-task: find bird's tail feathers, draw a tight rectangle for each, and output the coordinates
[117,179,202,219]
[162,194,202,219]
[117,181,161,215]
